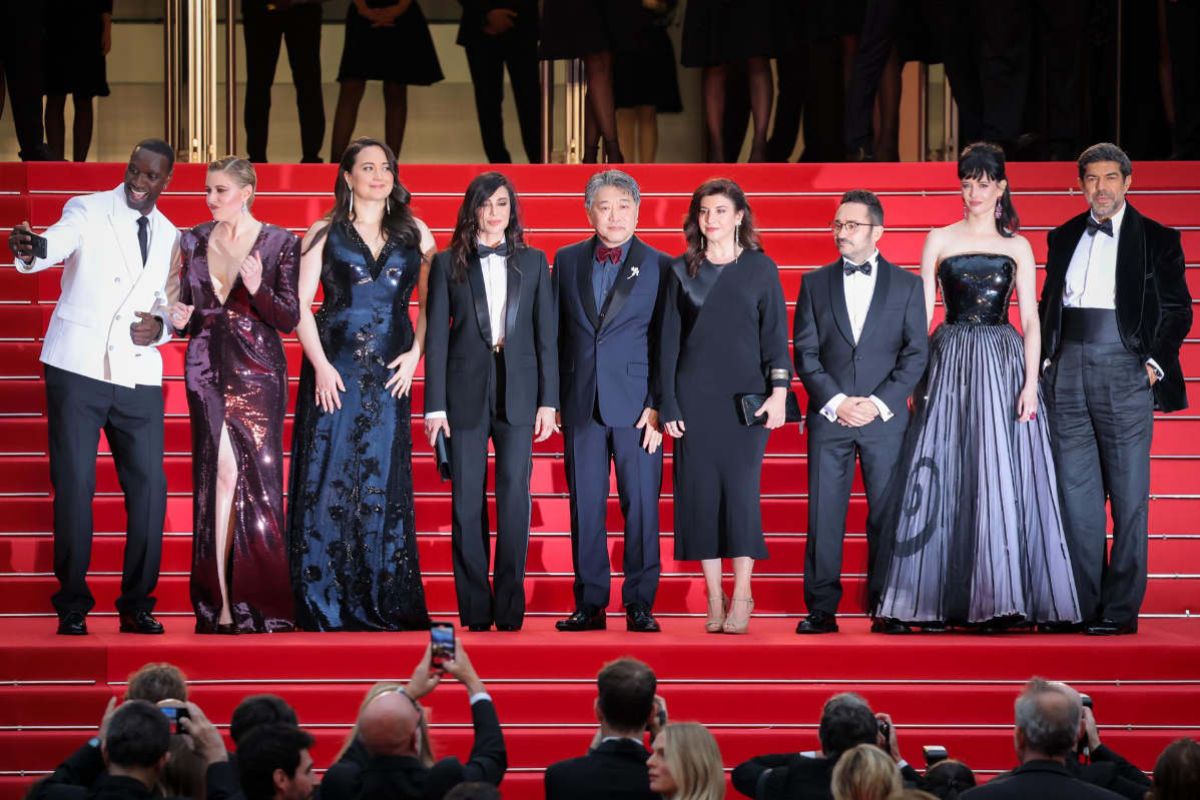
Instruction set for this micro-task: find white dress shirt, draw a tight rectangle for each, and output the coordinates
[1060,202,1161,377]
[426,244,508,421]
[821,250,893,423]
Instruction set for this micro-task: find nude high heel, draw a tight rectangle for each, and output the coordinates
[705,593,729,634]
[723,597,754,635]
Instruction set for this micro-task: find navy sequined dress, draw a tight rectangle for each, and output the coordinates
[287,221,430,631]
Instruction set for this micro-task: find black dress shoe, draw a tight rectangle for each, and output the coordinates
[625,605,660,633]
[556,606,606,632]
[1037,621,1085,634]
[795,611,839,634]
[118,611,164,634]
[1085,618,1138,636]
[57,611,88,636]
[495,623,522,632]
[466,623,491,632]
[870,617,913,635]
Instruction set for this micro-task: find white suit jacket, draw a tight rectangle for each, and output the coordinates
[17,185,180,388]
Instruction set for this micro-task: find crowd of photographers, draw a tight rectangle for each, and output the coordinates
[26,647,1200,800]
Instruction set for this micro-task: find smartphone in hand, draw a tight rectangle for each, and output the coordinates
[431,622,455,671]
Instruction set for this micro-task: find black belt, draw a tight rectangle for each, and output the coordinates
[1061,307,1122,343]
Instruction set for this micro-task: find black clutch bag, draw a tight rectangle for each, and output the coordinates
[737,391,804,427]
[435,429,452,481]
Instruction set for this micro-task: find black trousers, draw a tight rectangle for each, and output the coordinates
[1167,0,1200,158]
[0,0,46,160]
[464,40,541,164]
[242,0,326,162]
[1044,341,1153,625]
[448,352,535,628]
[44,365,166,617]
[804,416,905,616]
[563,411,662,611]
[844,0,902,153]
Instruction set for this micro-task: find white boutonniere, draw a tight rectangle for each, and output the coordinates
[628,266,640,279]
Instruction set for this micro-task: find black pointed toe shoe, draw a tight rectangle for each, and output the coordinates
[556,606,606,632]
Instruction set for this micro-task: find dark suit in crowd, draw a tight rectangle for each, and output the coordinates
[27,742,183,800]
[552,235,669,615]
[353,699,507,800]
[424,245,558,630]
[961,760,1124,800]
[544,737,656,800]
[793,254,928,617]
[456,0,541,163]
[1040,202,1192,626]
[241,0,326,163]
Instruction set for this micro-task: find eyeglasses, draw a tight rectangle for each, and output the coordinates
[830,221,877,234]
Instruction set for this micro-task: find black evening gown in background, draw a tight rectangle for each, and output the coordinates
[337,0,444,85]
[681,0,778,67]
[659,250,791,561]
[614,1,684,114]
[539,0,650,59]
[287,222,431,631]
[43,0,111,98]
[179,222,300,633]
[875,253,1081,626]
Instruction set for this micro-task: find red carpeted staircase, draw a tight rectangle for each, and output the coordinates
[2,162,1198,799]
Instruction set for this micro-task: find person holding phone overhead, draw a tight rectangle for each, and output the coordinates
[168,157,300,634]
[659,178,791,635]
[8,139,179,636]
[424,172,558,633]
[288,138,437,632]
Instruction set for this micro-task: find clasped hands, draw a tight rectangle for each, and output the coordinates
[356,0,411,27]
[835,396,880,427]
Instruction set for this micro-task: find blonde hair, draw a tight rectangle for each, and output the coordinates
[663,722,725,800]
[208,155,257,209]
[831,744,902,800]
[335,682,435,766]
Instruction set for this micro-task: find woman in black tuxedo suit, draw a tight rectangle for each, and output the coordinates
[423,172,559,632]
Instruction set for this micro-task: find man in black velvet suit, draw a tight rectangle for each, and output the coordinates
[961,679,1122,800]
[1040,143,1193,636]
[792,190,929,634]
[544,658,662,800]
[552,171,671,634]
[456,0,541,163]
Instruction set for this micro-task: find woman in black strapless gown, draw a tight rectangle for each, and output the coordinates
[875,143,1080,629]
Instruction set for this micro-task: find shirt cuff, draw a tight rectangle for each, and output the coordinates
[469,691,493,706]
[867,395,892,422]
[425,411,447,420]
[897,759,909,770]
[820,393,846,423]
[1146,358,1164,380]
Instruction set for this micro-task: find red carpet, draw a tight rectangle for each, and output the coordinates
[1,161,1198,799]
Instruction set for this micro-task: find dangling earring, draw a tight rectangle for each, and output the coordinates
[386,196,391,216]
[348,192,354,218]
[735,222,741,244]
[963,201,968,220]
[994,201,1003,220]
[241,200,249,215]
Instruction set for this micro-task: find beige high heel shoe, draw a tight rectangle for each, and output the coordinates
[705,593,729,634]
[723,597,755,635]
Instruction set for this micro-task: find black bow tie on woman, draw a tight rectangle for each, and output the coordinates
[1087,217,1114,237]
[477,241,509,258]
[843,260,872,276]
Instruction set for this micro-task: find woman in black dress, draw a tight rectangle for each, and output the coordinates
[330,0,444,162]
[541,0,650,163]
[614,0,683,163]
[660,179,791,634]
[43,0,111,161]
[682,0,778,162]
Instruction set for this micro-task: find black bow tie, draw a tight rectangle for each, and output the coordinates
[477,241,508,258]
[1086,217,1114,237]
[843,260,872,276]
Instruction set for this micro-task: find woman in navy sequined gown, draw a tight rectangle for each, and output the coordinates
[171,157,300,634]
[875,143,1080,630]
[287,138,437,631]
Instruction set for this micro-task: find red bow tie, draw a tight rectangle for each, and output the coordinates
[596,245,623,264]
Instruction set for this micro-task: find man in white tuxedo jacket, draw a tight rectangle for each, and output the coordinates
[7,139,180,636]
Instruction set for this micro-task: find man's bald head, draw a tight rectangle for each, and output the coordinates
[358,691,420,757]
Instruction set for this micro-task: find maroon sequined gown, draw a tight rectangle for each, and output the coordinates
[178,221,300,633]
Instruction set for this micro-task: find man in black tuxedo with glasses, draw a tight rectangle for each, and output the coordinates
[792,190,928,635]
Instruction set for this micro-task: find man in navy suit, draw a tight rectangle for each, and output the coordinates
[551,170,671,633]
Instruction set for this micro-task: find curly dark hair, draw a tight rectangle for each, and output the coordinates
[682,178,762,277]
[448,171,526,283]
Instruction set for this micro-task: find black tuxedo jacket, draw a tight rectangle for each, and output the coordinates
[1040,203,1192,412]
[455,0,538,48]
[792,255,928,433]
[424,245,558,427]
[544,738,656,800]
[962,760,1124,800]
[553,234,671,427]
